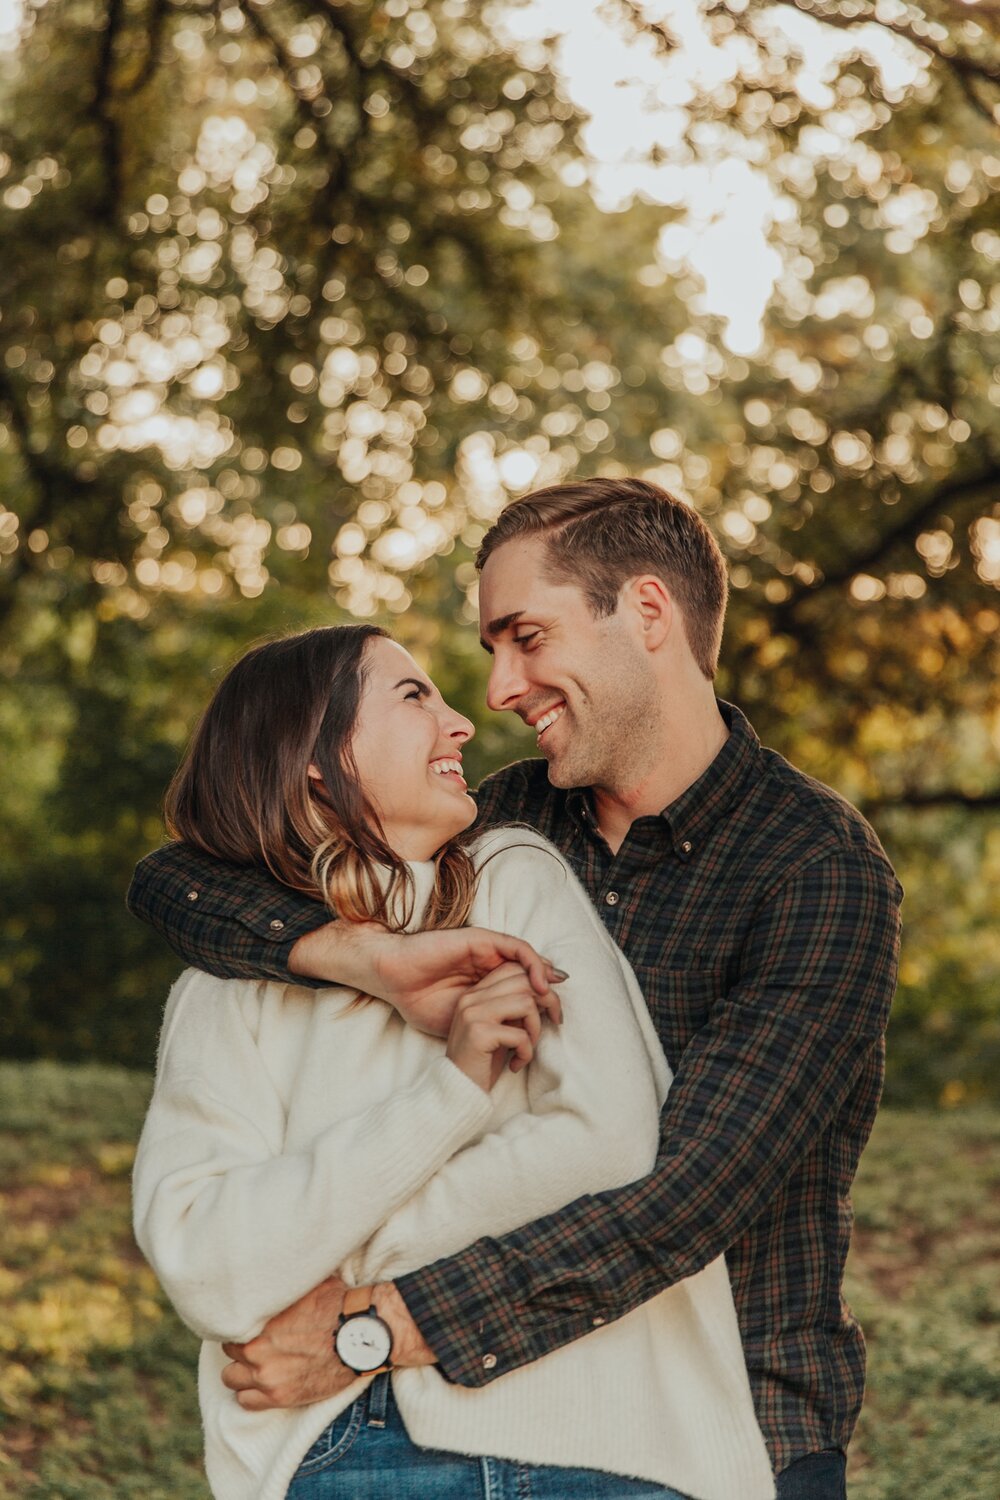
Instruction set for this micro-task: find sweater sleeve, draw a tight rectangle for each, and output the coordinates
[132,972,492,1345]
[354,835,667,1284]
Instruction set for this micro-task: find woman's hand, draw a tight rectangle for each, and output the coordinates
[291,920,566,1038]
[445,961,560,1092]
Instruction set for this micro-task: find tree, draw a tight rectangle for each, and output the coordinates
[0,0,997,1095]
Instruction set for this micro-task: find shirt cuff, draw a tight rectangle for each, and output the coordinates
[395,1240,597,1388]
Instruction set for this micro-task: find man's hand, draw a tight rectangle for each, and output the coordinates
[291,920,567,1038]
[220,1277,436,1411]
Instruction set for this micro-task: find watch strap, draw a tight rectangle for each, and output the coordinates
[342,1285,376,1320]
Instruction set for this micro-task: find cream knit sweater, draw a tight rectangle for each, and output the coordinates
[133,828,775,1500]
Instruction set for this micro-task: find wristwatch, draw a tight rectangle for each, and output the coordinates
[334,1286,394,1375]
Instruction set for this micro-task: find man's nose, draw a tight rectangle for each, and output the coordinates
[486,654,528,714]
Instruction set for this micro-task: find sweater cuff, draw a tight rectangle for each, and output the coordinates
[425,1057,495,1140]
[396,1239,598,1388]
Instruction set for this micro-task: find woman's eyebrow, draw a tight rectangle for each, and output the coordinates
[392,677,430,696]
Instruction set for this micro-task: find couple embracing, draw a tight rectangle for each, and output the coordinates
[129,477,901,1500]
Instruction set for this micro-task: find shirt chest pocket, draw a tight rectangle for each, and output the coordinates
[631,966,725,1072]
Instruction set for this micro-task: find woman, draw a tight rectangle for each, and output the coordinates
[132,625,774,1500]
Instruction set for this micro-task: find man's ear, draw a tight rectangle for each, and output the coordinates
[628,575,673,650]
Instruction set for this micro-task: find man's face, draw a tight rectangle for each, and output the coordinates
[478,537,660,794]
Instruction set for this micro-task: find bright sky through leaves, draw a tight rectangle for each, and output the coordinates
[500,0,924,351]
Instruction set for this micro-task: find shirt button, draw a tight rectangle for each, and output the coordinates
[591,1314,606,1327]
[269,919,285,932]
[482,1353,498,1371]
[680,840,692,855]
[186,890,199,902]
[604,891,619,907]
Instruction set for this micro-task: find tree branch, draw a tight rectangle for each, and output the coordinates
[766,0,1000,93]
[862,788,1000,813]
[91,0,126,225]
[0,369,71,629]
[117,0,171,98]
[606,0,678,56]
[239,0,328,134]
[771,460,1000,632]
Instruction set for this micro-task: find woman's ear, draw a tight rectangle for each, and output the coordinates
[307,762,324,783]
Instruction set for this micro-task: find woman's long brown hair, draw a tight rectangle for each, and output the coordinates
[164,626,478,931]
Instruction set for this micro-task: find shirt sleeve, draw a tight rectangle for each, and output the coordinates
[125,763,533,985]
[126,842,331,986]
[132,972,492,1345]
[395,843,902,1385]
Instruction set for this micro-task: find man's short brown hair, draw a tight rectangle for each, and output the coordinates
[475,477,728,679]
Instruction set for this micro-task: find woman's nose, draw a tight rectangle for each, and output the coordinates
[443,707,474,743]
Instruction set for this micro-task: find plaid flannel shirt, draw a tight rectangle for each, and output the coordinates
[127,701,902,1471]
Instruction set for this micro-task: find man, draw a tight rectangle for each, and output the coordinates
[129,478,902,1499]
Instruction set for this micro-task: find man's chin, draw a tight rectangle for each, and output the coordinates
[543,754,583,790]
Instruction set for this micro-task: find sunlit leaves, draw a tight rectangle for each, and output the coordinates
[0,0,998,1089]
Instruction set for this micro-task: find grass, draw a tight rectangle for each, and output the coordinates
[0,1063,997,1499]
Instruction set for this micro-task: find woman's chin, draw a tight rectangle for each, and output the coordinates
[434,795,478,847]
[390,800,477,862]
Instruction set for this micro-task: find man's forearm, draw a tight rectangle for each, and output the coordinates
[127,842,330,985]
[396,1019,882,1387]
[395,849,901,1388]
[288,919,383,989]
[220,1276,435,1410]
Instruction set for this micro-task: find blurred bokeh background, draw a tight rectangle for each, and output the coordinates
[2,0,998,1100]
[1,4,999,1493]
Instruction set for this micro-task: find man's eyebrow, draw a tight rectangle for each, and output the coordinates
[392,677,430,695]
[479,611,524,653]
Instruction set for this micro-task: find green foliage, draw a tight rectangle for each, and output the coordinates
[0,0,998,1086]
[879,807,1000,1108]
[2,1062,997,1498]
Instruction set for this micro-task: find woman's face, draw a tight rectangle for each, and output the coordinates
[346,637,478,860]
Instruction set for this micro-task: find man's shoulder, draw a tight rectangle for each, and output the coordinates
[754,745,897,881]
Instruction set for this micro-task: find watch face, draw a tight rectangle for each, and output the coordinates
[335,1313,392,1373]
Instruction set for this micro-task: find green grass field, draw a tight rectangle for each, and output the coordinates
[1,1063,997,1499]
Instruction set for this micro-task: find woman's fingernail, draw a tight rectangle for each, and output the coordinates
[550,968,569,982]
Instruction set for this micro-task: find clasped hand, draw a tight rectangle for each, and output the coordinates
[220,1277,434,1411]
[290,918,566,1038]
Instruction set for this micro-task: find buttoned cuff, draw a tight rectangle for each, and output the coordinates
[178,878,329,986]
[395,1241,600,1388]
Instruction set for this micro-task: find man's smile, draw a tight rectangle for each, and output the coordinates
[527,703,566,744]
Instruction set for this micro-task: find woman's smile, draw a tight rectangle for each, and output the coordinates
[429,756,468,787]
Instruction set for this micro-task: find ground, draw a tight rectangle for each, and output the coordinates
[0,1062,997,1499]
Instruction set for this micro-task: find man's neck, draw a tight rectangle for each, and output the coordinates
[592,702,730,856]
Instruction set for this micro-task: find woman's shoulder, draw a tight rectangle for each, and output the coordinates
[158,969,320,1063]
[466,826,580,929]
[165,968,289,1013]
[468,824,571,874]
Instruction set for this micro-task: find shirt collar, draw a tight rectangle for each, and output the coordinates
[565,700,762,860]
[659,700,761,859]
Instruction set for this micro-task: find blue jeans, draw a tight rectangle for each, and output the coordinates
[776,1449,847,1500]
[286,1373,693,1499]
